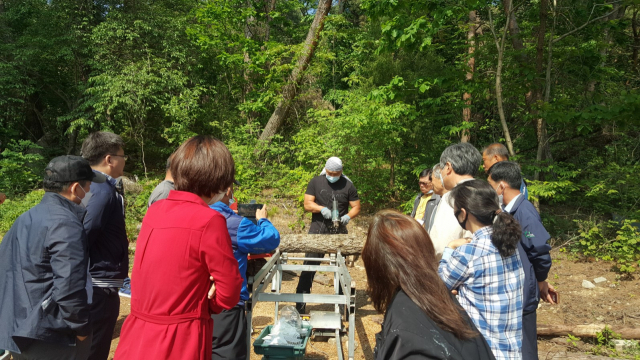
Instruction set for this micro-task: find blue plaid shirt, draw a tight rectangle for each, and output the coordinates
[438,226,524,360]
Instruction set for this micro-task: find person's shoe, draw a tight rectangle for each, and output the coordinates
[119,278,131,298]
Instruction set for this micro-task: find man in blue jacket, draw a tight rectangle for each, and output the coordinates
[210,183,280,360]
[80,132,129,360]
[0,156,106,360]
[488,161,555,360]
[482,143,529,199]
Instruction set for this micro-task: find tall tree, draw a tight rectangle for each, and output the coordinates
[258,0,332,143]
[461,10,481,143]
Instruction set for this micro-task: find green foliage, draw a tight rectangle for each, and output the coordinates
[0,140,45,195]
[0,190,45,237]
[123,178,160,242]
[572,219,640,274]
[1,0,640,261]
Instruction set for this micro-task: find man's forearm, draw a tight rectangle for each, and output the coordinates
[304,202,325,213]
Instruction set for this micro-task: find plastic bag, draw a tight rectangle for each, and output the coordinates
[261,306,304,346]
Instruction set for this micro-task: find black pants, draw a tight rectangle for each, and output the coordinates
[88,288,120,360]
[522,311,538,360]
[295,252,343,313]
[11,333,92,360]
[211,305,247,360]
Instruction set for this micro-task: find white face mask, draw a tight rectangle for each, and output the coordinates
[497,184,505,205]
[208,191,226,205]
[77,185,92,208]
[326,175,340,183]
[228,191,235,205]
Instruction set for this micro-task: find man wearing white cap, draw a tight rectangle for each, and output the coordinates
[295,157,361,313]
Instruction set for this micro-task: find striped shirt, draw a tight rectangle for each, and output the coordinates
[438,226,525,360]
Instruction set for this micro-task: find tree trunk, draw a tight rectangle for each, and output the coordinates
[489,6,516,157]
[532,0,550,212]
[242,0,256,124]
[461,10,480,143]
[537,324,640,340]
[502,0,525,56]
[279,234,364,255]
[264,0,277,42]
[257,0,331,144]
[633,7,639,72]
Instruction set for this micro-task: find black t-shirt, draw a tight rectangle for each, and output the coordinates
[306,175,359,234]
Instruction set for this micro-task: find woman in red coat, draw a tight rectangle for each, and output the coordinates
[114,136,243,360]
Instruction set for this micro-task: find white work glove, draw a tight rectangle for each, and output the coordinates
[320,207,332,219]
[340,215,350,225]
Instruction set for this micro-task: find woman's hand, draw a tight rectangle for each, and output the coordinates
[446,238,471,250]
[208,276,216,300]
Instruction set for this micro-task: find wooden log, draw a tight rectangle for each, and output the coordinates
[537,351,624,360]
[278,234,364,255]
[537,324,640,340]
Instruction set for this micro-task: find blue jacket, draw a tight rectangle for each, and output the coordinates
[0,193,91,353]
[509,195,552,314]
[84,172,128,281]
[210,202,280,304]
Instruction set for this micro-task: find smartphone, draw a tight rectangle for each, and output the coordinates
[549,288,559,304]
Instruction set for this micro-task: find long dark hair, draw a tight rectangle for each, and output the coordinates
[448,180,521,257]
[362,210,478,340]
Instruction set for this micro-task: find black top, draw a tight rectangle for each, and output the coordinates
[374,290,496,360]
[0,193,91,352]
[84,176,129,280]
[305,175,359,234]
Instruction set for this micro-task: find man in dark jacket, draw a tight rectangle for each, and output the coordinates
[410,168,441,230]
[0,156,106,360]
[488,161,554,360]
[81,132,129,360]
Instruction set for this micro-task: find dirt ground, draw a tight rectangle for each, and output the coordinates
[106,199,640,359]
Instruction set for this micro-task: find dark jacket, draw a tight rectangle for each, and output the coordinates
[0,193,91,353]
[410,193,440,230]
[509,195,552,314]
[210,202,280,304]
[84,172,128,281]
[374,290,496,360]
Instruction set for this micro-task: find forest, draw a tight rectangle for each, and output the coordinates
[1,0,640,272]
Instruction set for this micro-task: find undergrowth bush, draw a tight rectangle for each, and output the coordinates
[570,219,640,274]
[0,190,45,238]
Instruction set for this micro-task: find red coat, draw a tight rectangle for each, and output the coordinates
[114,191,242,360]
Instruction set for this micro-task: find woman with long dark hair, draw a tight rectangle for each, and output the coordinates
[438,180,524,360]
[362,210,496,360]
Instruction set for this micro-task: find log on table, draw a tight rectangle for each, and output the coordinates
[538,351,624,360]
[278,234,364,255]
[538,324,640,339]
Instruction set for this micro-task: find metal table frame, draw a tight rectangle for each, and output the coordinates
[247,250,356,360]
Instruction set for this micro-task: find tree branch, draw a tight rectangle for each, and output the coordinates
[552,3,624,43]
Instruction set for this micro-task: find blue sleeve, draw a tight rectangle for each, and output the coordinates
[438,247,471,291]
[235,218,281,254]
[83,189,111,247]
[520,212,552,282]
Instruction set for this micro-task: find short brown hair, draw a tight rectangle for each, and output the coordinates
[81,132,125,165]
[171,135,235,197]
[362,210,478,340]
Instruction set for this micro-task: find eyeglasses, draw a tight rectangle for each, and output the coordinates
[419,181,432,186]
[109,154,128,161]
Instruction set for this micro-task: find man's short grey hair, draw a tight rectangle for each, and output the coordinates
[482,143,510,160]
[439,143,482,177]
[432,163,443,178]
